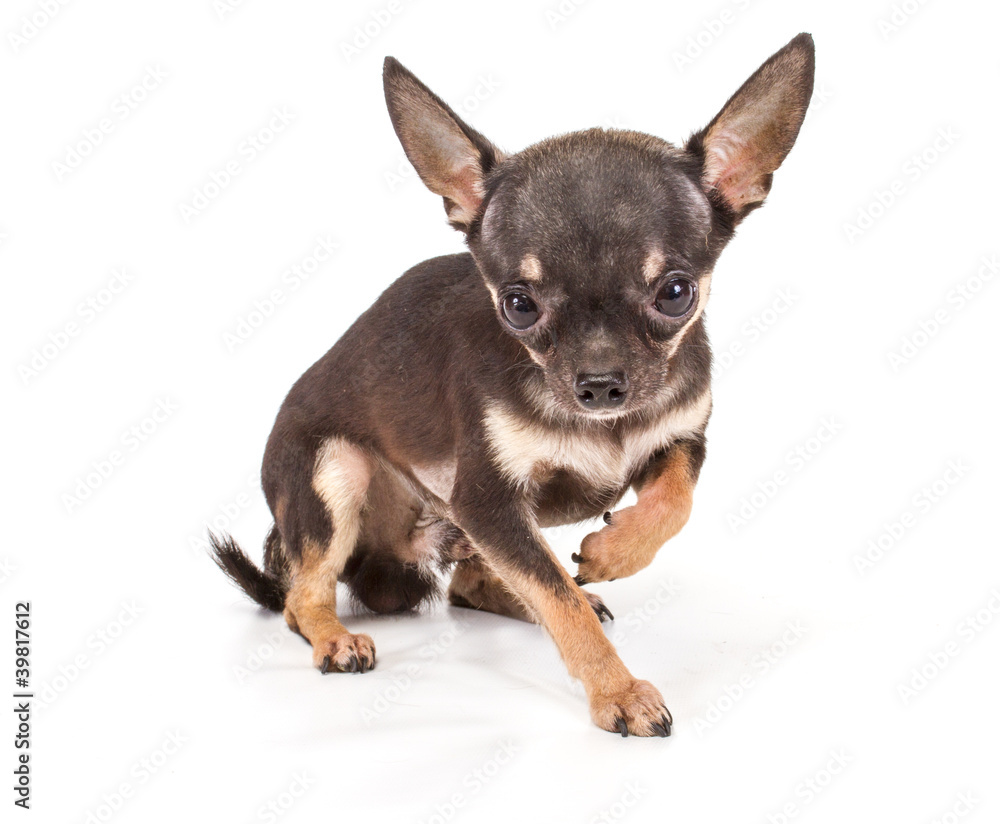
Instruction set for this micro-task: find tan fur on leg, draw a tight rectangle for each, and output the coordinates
[515,568,670,736]
[449,557,614,624]
[448,557,535,621]
[576,444,696,584]
[487,542,671,736]
[282,438,376,673]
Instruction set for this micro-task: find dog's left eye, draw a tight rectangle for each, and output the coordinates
[501,293,540,330]
[654,277,697,318]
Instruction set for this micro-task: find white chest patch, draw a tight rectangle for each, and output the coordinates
[483,389,712,491]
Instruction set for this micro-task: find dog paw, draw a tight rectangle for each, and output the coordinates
[580,590,614,622]
[590,679,672,738]
[312,632,376,674]
[573,510,645,584]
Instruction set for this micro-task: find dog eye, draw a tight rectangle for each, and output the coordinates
[501,293,540,330]
[654,278,697,318]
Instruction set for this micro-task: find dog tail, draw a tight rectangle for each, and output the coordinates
[209,531,287,612]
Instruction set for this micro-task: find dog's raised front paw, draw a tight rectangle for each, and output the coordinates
[574,508,649,584]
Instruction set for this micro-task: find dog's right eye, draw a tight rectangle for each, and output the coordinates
[501,293,540,330]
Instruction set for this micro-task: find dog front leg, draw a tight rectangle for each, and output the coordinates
[451,465,672,737]
[574,439,704,585]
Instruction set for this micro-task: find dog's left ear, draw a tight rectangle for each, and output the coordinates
[687,33,815,219]
[383,57,505,233]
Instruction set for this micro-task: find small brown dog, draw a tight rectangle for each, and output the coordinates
[212,34,815,737]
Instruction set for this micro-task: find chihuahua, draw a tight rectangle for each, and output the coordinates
[211,34,815,737]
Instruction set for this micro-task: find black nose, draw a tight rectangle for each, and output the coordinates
[574,372,629,409]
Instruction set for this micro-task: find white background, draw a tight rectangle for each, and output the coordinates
[3,0,999,821]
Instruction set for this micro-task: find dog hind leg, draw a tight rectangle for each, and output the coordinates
[281,437,376,673]
[449,556,614,623]
[343,465,473,614]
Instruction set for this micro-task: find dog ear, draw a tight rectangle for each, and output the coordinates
[687,33,814,219]
[383,57,505,233]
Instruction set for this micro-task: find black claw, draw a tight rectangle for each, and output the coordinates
[346,656,358,673]
[603,511,613,524]
[651,722,669,738]
[616,717,629,738]
[574,574,588,586]
[662,708,673,727]
[593,603,615,622]
[571,552,585,564]
[320,655,331,675]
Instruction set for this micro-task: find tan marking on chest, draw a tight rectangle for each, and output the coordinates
[483,389,712,491]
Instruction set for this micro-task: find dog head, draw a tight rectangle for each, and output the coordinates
[383,34,814,421]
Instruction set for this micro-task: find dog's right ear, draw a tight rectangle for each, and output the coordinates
[383,57,505,233]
